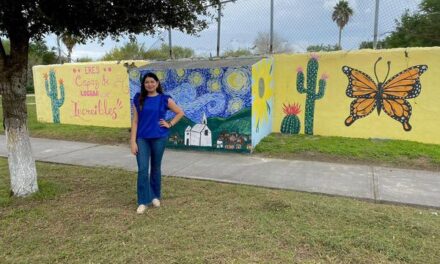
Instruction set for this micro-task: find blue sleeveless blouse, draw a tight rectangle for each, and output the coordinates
[133,93,171,139]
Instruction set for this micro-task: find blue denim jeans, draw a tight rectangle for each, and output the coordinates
[136,137,167,205]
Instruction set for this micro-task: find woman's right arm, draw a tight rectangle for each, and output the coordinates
[130,105,138,155]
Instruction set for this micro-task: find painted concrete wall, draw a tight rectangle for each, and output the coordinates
[129,60,257,152]
[251,57,274,146]
[33,48,440,147]
[273,47,440,145]
[33,61,147,127]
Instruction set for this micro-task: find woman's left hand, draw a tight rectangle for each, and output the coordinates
[159,119,171,128]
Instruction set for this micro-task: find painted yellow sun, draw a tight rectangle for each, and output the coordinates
[228,98,244,114]
[208,79,221,92]
[176,68,185,79]
[226,70,247,91]
[210,68,222,77]
[189,71,204,87]
[252,59,273,131]
[155,71,166,81]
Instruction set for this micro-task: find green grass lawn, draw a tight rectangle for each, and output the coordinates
[1,158,439,263]
[254,134,440,171]
[1,99,440,170]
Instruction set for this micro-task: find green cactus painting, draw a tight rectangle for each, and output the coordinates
[280,103,301,134]
[296,54,328,135]
[44,69,65,123]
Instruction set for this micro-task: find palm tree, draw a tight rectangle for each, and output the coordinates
[332,0,354,49]
[61,33,79,62]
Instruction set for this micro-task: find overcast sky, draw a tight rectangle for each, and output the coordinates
[46,0,422,60]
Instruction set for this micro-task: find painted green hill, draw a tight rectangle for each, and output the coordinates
[207,108,251,143]
[169,108,251,145]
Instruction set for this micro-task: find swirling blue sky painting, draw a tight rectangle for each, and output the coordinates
[129,66,252,123]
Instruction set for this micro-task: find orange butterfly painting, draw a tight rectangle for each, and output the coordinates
[342,57,428,131]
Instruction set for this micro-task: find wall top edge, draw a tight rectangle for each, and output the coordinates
[137,57,264,70]
[273,46,440,58]
[32,60,148,69]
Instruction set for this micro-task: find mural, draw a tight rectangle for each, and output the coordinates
[273,47,440,145]
[343,57,428,131]
[251,58,274,146]
[129,63,254,152]
[32,48,440,148]
[44,69,65,123]
[33,61,147,127]
[296,54,328,135]
[280,103,301,134]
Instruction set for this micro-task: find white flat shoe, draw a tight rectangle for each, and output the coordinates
[152,199,160,207]
[136,204,147,214]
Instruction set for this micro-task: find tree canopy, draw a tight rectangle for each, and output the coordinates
[253,32,293,54]
[101,41,195,61]
[331,0,354,49]
[0,0,218,43]
[359,40,386,50]
[306,44,340,52]
[61,33,80,62]
[384,0,440,48]
[222,48,252,57]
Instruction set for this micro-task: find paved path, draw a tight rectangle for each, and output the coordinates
[1,135,439,208]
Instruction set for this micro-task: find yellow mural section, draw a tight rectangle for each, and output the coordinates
[33,61,147,127]
[273,47,440,145]
[251,57,274,145]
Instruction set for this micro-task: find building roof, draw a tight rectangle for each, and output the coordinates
[191,124,209,133]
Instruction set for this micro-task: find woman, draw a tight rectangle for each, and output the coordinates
[131,72,184,214]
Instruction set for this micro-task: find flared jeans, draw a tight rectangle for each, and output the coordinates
[136,137,167,205]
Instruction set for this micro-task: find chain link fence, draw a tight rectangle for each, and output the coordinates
[149,0,421,57]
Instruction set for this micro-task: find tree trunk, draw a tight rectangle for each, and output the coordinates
[67,50,71,63]
[338,28,342,49]
[1,35,38,196]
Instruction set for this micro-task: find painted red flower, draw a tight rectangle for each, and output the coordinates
[283,103,301,116]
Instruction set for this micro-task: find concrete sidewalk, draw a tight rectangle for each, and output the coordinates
[1,135,439,208]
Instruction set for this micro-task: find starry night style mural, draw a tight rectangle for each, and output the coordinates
[129,65,253,152]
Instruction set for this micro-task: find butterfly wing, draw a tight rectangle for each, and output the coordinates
[380,65,428,131]
[342,66,378,98]
[381,98,412,131]
[342,66,378,126]
[345,98,377,126]
[382,65,428,99]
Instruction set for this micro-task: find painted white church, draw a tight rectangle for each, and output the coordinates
[185,113,212,147]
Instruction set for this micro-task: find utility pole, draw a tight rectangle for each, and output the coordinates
[168,27,173,59]
[373,0,380,49]
[207,0,236,57]
[56,34,61,64]
[216,2,222,57]
[270,0,274,54]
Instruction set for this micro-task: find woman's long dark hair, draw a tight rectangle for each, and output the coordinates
[139,72,164,111]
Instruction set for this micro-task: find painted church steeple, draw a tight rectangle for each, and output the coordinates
[202,112,207,125]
